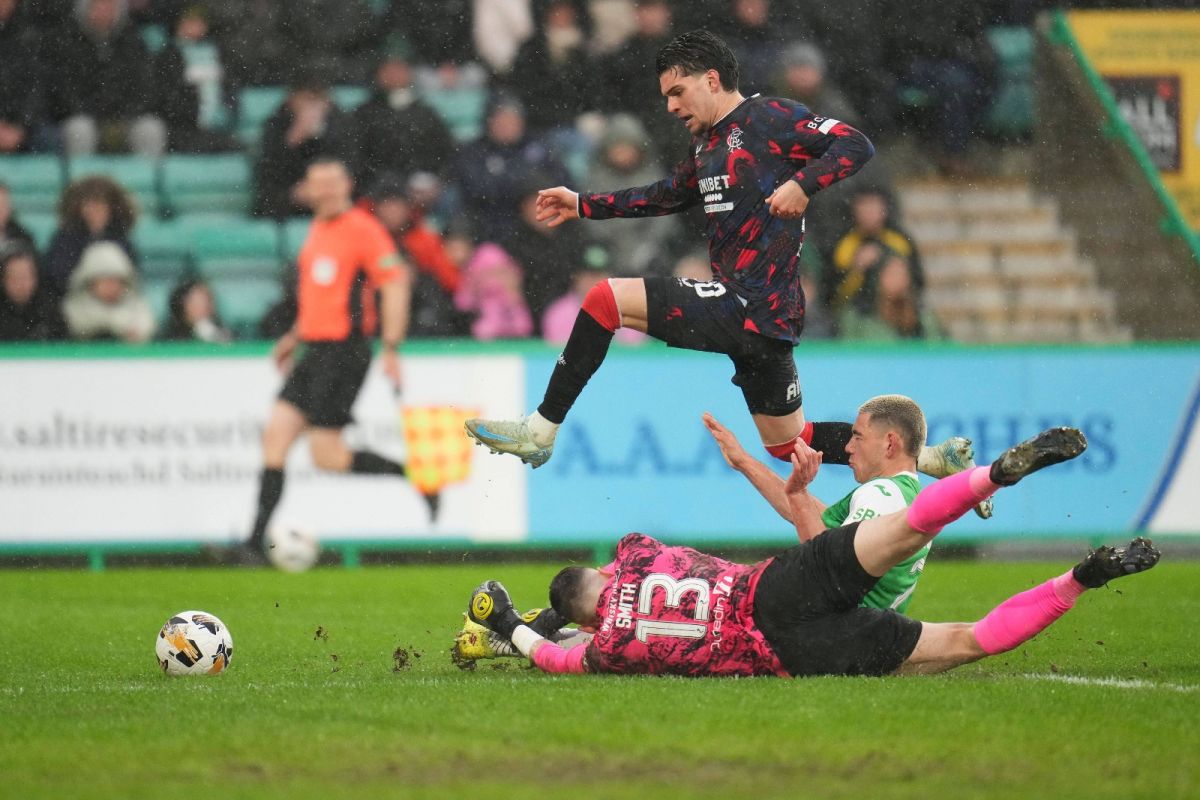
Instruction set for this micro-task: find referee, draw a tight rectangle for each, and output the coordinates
[235,157,416,564]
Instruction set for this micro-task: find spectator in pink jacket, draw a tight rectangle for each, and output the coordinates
[454,242,533,341]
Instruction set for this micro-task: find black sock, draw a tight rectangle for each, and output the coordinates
[248,467,284,548]
[809,421,853,466]
[537,312,615,424]
[351,450,406,476]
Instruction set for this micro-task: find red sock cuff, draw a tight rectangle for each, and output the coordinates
[799,421,815,445]
[765,438,798,462]
[581,279,620,333]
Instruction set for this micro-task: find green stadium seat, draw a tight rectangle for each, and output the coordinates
[188,218,281,278]
[67,155,160,216]
[333,85,370,111]
[141,276,175,326]
[0,155,65,215]
[210,276,283,337]
[421,87,485,142]
[986,26,1036,138]
[19,212,57,250]
[132,219,190,279]
[281,217,311,261]
[138,23,168,54]
[237,86,287,148]
[162,154,252,215]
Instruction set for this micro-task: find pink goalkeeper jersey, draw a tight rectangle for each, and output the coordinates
[584,533,788,677]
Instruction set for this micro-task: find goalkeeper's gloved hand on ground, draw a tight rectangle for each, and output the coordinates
[467,580,524,640]
[521,607,570,638]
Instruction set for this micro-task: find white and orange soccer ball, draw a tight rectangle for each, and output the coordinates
[155,610,233,676]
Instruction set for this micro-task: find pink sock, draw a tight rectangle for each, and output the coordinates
[972,570,1087,655]
[906,466,999,534]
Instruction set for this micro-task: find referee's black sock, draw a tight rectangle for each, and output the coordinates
[248,467,284,549]
[537,312,615,424]
[350,450,406,477]
[807,421,853,466]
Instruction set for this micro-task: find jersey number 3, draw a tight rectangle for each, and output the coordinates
[635,574,710,642]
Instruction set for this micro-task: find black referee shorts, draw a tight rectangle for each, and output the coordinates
[278,339,372,429]
[643,276,802,417]
[752,523,924,677]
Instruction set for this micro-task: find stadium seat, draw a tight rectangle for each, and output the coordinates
[141,276,175,326]
[19,212,57,250]
[188,218,282,279]
[1,155,65,215]
[209,276,283,337]
[237,86,287,148]
[421,87,485,142]
[132,219,190,279]
[138,23,167,54]
[986,26,1036,138]
[67,155,160,216]
[332,85,370,111]
[161,154,252,215]
[281,217,311,261]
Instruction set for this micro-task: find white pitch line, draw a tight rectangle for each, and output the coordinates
[1021,673,1200,694]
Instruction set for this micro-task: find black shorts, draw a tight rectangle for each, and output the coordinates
[278,339,372,429]
[752,523,924,677]
[643,277,802,416]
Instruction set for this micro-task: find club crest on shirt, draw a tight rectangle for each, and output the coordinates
[726,126,744,151]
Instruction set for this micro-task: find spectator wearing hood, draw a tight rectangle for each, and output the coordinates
[0,245,66,341]
[61,240,154,341]
[774,42,862,128]
[454,242,532,341]
[370,173,466,338]
[582,113,681,278]
[348,49,453,191]
[50,0,167,157]
[43,175,138,297]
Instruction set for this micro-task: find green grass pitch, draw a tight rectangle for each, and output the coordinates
[3,559,1198,799]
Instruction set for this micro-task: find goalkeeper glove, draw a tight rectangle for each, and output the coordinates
[467,580,524,640]
[521,607,570,638]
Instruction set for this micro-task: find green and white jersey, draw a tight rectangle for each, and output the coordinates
[820,472,927,613]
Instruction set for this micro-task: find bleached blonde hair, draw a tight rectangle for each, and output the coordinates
[859,394,926,458]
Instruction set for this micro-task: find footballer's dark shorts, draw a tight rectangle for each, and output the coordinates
[752,522,924,677]
[643,276,802,417]
[278,338,372,429]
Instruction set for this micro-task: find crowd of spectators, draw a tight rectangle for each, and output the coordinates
[1,0,1059,345]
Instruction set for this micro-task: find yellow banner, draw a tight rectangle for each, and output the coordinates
[1069,10,1200,230]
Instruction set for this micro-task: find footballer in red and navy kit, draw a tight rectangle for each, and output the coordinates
[464,30,942,484]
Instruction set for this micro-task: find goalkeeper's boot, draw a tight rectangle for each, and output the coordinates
[989,427,1087,486]
[1072,537,1161,588]
[464,416,554,468]
[452,616,519,662]
[919,436,993,520]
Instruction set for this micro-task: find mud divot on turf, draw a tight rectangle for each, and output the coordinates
[393,646,422,671]
[315,626,329,642]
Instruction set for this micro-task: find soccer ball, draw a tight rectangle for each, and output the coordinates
[266,524,320,572]
[156,610,233,676]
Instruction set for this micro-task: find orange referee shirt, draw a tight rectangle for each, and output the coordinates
[296,207,403,342]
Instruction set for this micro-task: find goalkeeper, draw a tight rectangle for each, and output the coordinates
[457,426,1160,677]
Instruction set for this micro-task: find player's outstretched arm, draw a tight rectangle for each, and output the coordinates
[784,441,827,542]
[575,153,701,220]
[703,412,793,523]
